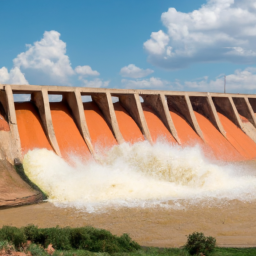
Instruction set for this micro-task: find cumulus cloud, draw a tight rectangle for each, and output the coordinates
[0,67,28,85]
[121,77,173,89]
[144,0,256,69]
[0,30,105,87]
[13,30,74,84]
[75,65,100,76]
[120,64,154,78]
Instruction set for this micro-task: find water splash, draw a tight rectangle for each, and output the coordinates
[23,140,256,212]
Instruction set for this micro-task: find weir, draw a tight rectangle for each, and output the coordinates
[1,83,256,207]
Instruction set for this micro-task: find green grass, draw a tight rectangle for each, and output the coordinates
[211,247,256,256]
[32,247,256,256]
[0,240,255,255]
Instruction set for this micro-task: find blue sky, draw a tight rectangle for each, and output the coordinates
[0,0,256,93]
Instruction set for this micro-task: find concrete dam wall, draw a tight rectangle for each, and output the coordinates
[1,83,256,207]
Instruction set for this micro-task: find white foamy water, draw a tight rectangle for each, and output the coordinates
[23,140,256,212]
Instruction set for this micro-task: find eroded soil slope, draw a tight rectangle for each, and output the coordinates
[0,160,42,208]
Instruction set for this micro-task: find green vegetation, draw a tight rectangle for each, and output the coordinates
[185,232,216,255]
[0,225,140,253]
[0,226,255,256]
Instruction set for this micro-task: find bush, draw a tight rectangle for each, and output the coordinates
[44,227,71,250]
[0,226,26,249]
[185,232,216,256]
[0,240,14,251]
[0,225,140,253]
[28,244,47,256]
[69,227,140,253]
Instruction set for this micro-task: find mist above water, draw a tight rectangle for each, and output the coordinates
[23,140,256,212]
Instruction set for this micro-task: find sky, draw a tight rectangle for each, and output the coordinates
[0,0,256,94]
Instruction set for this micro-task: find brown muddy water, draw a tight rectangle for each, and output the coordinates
[0,200,256,248]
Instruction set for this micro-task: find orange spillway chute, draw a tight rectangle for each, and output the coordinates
[83,102,117,149]
[218,112,256,160]
[142,104,176,143]
[169,111,202,146]
[15,102,52,155]
[193,111,244,161]
[114,102,144,143]
[50,102,90,159]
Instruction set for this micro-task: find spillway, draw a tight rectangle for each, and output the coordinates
[15,102,52,155]
[142,103,176,143]
[1,84,256,208]
[217,112,256,160]
[50,102,90,159]
[114,102,144,143]
[193,111,243,161]
[169,110,201,145]
[83,101,117,149]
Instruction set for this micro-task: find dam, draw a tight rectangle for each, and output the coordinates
[1,83,256,208]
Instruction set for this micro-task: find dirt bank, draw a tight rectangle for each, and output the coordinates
[0,160,43,208]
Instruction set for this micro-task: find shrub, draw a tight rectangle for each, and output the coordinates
[0,225,140,253]
[28,244,47,256]
[118,233,141,252]
[24,224,44,244]
[69,227,140,253]
[185,232,216,256]
[0,226,26,249]
[0,240,14,251]
[44,227,71,250]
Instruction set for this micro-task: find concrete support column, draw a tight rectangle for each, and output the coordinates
[212,96,240,127]
[5,85,22,160]
[207,94,226,138]
[63,89,94,155]
[184,94,205,142]
[228,96,243,129]
[142,93,180,144]
[244,97,256,127]
[119,93,153,143]
[229,96,256,143]
[92,92,124,144]
[31,89,61,157]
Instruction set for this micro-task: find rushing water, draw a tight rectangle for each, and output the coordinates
[23,140,256,212]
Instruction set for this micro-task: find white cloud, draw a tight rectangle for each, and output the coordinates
[184,66,256,92]
[0,30,105,87]
[75,65,100,76]
[13,30,74,84]
[144,31,169,56]
[144,0,256,69]
[121,66,256,93]
[121,77,172,89]
[0,67,28,85]
[120,64,154,78]
[80,78,110,88]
